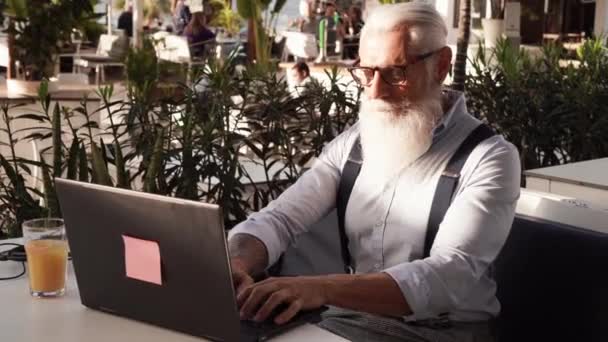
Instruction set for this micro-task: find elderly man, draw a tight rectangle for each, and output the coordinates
[228,3,520,342]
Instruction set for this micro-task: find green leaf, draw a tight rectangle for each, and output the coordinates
[15,113,48,122]
[7,0,28,17]
[297,151,315,168]
[52,103,62,178]
[143,128,165,194]
[66,137,80,180]
[236,0,255,19]
[0,154,26,195]
[41,158,61,218]
[38,79,49,102]
[243,139,264,159]
[90,142,113,186]
[78,144,89,182]
[259,0,272,9]
[21,131,51,142]
[99,138,109,170]
[114,140,129,189]
[16,160,32,175]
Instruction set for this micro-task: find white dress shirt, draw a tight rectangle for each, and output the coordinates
[229,90,521,322]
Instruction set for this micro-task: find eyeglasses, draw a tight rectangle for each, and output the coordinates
[348,48,443,86]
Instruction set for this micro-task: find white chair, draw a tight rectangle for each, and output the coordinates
[153,34,192,63]
[283,31,318,60]
[152,33,211,83]
[73,34,127,85]
[53,32,83,75]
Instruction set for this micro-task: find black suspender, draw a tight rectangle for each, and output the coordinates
[337,124,495,273]
[423,124,495,257]
[336,136,362,274]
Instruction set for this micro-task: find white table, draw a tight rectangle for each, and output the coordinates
[73,54,124,85]
[0,239,346,342]
[524,158,608,211]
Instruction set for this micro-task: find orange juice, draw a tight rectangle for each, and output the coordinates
[25,239,68,293]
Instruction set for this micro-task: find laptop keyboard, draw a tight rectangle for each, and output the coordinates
[239,307,328,341]
[240,317,279,331]
[240,302,292,329]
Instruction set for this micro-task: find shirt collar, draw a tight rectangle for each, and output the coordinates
[431,89,466,140]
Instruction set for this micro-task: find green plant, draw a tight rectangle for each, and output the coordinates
[237,0,287,66]
[0,103,45,238]
[4,0,97,80]
[466,38,608,179]
[209,0,243,37]
[1,54,361,237]
[124,38,160,99]
[0,81,99,238]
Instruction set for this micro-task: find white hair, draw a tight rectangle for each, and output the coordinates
[358,94,443,182]
[361,2,447,54]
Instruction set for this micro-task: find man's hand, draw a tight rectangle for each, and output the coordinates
[231,258,254,295]
[237,276,327,325]
[228,234,268,285]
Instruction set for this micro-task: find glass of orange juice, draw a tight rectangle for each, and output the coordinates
[23,218,68,298]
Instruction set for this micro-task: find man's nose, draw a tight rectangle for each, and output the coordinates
[366,70,391,100]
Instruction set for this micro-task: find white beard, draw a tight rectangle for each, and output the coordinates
[358,94,443,182]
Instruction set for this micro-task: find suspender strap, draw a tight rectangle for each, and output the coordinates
[337,124,495,272]
[336,136,362,273]
[423,124,495,258]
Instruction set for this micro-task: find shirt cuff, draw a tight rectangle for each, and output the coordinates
[383,260,435,320]
[228,216,283,270]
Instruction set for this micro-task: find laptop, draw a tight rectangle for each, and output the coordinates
[55,178,326,341]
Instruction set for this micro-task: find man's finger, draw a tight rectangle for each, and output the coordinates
[236,284,253,307]
[274,300,302,325]
[236,275,254,296]
[239,283,278,319]
[232,271,247,287]
[237,277,279,307]
[253,290,291,322]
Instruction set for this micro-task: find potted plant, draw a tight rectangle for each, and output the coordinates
[237,0,287,67]
[3,0,95,94]
[209,0,243,38]
[482,0,505,47]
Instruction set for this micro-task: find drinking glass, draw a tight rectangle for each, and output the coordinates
[22,218,68,298]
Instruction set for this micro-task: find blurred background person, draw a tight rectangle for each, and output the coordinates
[291,61,311,86]
[318,1,344,60]
[289,61,312,97]
[342,5,364,59]
[117,1,133,38]
[296,0,320,35]
[183,11,216,58]
[172,0,192,35]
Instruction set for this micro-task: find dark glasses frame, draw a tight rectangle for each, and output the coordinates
[347,47,444,86]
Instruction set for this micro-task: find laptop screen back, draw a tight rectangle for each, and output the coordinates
[56,178,241,341]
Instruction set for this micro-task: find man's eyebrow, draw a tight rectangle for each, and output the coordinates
[355,63,409,69]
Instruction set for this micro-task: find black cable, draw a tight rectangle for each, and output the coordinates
[0,243,27,280]
[0,261,25,280]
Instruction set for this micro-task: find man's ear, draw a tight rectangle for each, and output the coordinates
[435,46,453,84]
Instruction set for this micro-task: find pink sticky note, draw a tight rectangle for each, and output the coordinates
[122,235,162,285]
